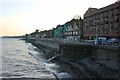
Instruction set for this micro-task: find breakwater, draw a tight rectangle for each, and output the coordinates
[26,38,120,78]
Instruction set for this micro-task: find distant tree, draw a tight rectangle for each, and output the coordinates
[73,15,81,19]
[35,29,39,33]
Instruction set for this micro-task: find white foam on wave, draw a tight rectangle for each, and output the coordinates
[28,45,36,51]
[28,48,59,74]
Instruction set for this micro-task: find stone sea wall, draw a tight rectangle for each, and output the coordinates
[27,38,120,61]
[27,38,120,78]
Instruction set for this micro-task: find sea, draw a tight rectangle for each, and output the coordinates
[0,38,59,79]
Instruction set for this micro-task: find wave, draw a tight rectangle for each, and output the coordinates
[28,47,59,74]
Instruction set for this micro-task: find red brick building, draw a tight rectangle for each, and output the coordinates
[83,1,120,39]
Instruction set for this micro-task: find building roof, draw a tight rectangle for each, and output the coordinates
[117,0,120,2]
[84,1,119,18]
[84,8,98,18]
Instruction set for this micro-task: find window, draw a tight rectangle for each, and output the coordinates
[116,19,119,22]
[106,21,108,24]
[76,31,78,35]
[115,14,119,21]
[115,28,119,33]
[70,32,72,35]
[111,26,113,29]
[110,26,113,32]
[105,29,108,34]
[109,10,112,17]
[116,7,119,9]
